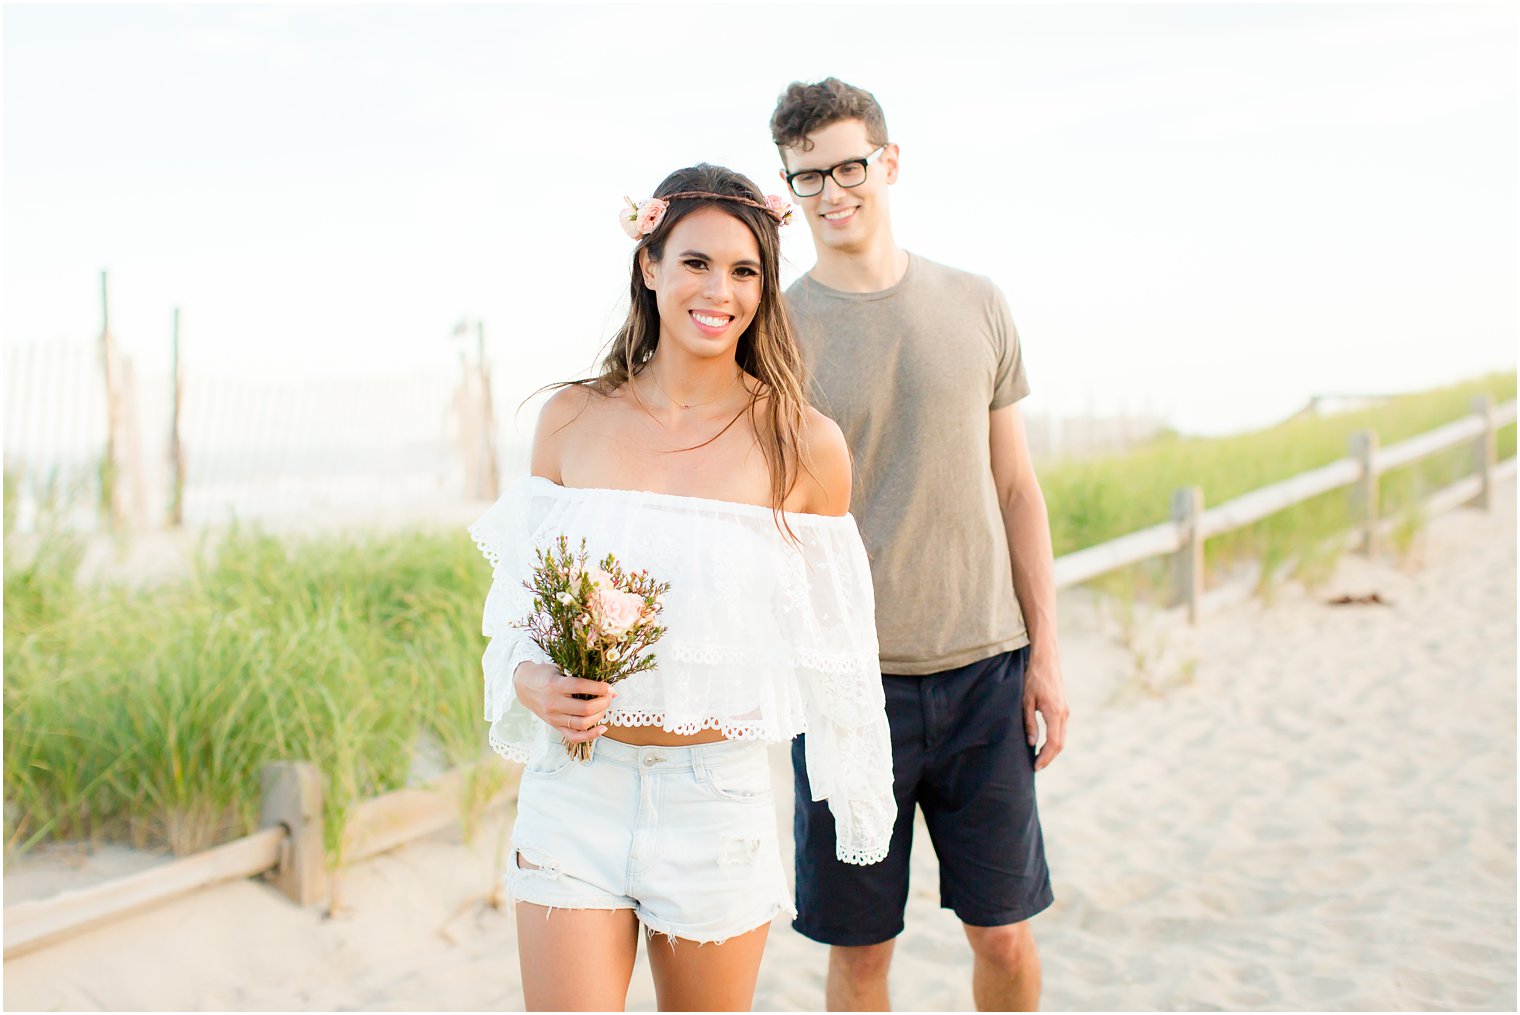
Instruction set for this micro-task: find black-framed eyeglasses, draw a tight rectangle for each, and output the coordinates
[784,145,888,199]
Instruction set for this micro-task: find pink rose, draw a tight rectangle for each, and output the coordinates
[764,194,794,226]
[590,587,645,640]
[619,202,642,239]
[636,198,667,237]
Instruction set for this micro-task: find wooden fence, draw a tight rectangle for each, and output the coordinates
[3,274,501,534]
[1053,396,1517,622]
[3,761,516,960]
[4,397,1515,960]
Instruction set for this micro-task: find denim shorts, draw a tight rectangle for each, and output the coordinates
[507,734,794,945]
[792,646,1053,946]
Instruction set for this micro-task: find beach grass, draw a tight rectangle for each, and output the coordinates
[1038,372,1516,588]
[4,371,1514,863]
[3,525,490,862]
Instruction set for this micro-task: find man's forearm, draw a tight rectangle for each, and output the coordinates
[1001,480,1060,661]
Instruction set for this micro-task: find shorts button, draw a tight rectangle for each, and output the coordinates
[644,755,659,767]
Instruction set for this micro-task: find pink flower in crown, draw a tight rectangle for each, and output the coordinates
[765,194,795,227]
[635,198,667,237]
[619,197,643,239]
[619,196,668,239]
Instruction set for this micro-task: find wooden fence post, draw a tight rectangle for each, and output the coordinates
[475,321,500,500]
[118,356,148,530]
[260,762,325,907]
[1470,394,1495,511]
[98,270,121,528]
[1171,486,1204,625]
[1350,430,1379,555]
[452,353,479,499]
[96,270,148,532]
[168,307,185,527]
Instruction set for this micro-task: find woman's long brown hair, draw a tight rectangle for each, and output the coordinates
[568,164,814,538]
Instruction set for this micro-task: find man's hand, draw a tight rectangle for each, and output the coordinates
[990,405,1070,772]
[513,662,616,744]
[1022,653,1069,771]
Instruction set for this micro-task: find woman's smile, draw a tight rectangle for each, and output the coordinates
[689,309,735,336]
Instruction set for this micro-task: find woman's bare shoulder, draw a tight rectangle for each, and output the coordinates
[541,380,600,420]
[801,406,851,516]
[532,382,606,480]
[801,403,843,443]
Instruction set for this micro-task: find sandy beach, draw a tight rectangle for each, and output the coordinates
[5,478,1514,1011]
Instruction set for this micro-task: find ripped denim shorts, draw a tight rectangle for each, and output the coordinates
[507,734,795,945]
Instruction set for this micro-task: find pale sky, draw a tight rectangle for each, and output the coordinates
[4,3,1516,438]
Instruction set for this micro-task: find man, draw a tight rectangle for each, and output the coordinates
[771,78,1071,1012]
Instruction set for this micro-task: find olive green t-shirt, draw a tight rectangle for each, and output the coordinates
[786,253,1030,675]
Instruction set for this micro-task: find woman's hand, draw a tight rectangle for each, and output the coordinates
[513,662,616,744]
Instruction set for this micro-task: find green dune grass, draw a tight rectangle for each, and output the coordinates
[4,371,1514,863]
[3,526,490,862]
[1038,372,1515,587]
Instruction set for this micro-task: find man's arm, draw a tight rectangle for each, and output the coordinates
[989,403,1069,770]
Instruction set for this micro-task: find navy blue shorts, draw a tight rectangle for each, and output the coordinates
[791,646,1053,946]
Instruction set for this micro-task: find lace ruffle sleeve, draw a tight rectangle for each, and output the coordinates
[469,481,554,765]
[793,521,896,866]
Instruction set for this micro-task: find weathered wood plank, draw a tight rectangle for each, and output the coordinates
[1052,521,1182,589]
[1350,431,1379,556]
[1197,458,1361,539]
[1379,415,1485,471]
[342,764,517,865]
[1172,487,1204,625]
[1470,396,1496,511]
[260,761,324,907]
[1424,474,1485,519]
[3,827,284,960]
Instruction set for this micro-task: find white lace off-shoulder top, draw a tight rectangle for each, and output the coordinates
[470,476,895,866]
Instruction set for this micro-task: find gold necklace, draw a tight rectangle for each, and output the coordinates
[646,366,743,409]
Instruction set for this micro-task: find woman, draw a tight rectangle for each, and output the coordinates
[470,164,893,1011]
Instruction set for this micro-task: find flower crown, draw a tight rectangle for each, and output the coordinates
[619,191,795,239]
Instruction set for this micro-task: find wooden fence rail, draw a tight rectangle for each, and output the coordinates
[5,397,1515,959]
[1196,459,1363,539]
[1054,398,1516,623]
[3,760,515,960]
[3,827,286,960]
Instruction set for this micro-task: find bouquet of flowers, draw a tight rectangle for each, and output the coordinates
[516,535,670,761]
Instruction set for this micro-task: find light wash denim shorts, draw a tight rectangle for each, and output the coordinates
[507,734,795,945]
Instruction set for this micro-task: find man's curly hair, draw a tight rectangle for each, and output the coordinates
[769,77,890,154]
